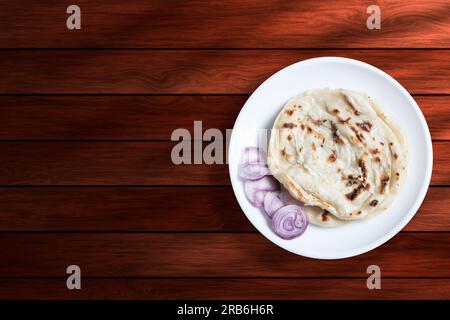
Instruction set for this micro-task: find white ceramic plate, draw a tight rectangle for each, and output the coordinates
[228,57,433,259]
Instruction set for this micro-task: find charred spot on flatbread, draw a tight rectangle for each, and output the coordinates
[350,126,364,143]
[343,93,361,115]
[358,158,367,179]
[330,121,344,144]
[357,121,372,132]
[321,211,330,222]
[283,122,296,129]
[285,109,294,116]
[327,150,337,163]
[380,176,390,194]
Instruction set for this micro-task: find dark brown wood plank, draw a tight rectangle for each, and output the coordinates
[0,142,228,185]
[0,141,444,185]
[406,187,450,231]
[0,0,448,48]
[0,187,249,232]
[0,95,447,140]
[0,95,244,140]
[0,278,448,300]
[0,233,448,277]
[415,96,450,140]
[0,187,447,232]
[0,50,448,94]
[433,141,450,185]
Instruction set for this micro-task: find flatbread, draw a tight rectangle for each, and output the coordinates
[268,88,407,226]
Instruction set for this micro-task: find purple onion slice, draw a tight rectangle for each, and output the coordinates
[240,147,267,166]
[244,176,280,207]
[263,191,284,217]
[239,162,271,180]
[272,205,308,239]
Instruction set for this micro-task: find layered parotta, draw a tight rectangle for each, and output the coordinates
[268,88,407,227]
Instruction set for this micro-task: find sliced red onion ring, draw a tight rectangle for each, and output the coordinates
[241,147,267,166]
[263,191,284,217]
[239,162,271,180]
[272,205,308,239]
[244,176,280,207]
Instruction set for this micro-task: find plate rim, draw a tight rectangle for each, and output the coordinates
[228,56,433,259]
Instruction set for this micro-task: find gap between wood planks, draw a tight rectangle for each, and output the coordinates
[1,48,450,51]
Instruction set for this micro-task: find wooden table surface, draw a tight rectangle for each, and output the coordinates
[0,0,449,300]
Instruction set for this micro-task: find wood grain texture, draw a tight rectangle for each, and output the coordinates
[0,278,448,300]
[0,141,443,185]
[0,0,448,302]
[0,95,448,140]
[0,142,228,185]
[0,0,448,48]
[0,50,449,94]
[415,96,450,140]
[0,233,448,277]
[0,187,447,232]
[0,95,243,140]
[0,187,248,232]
